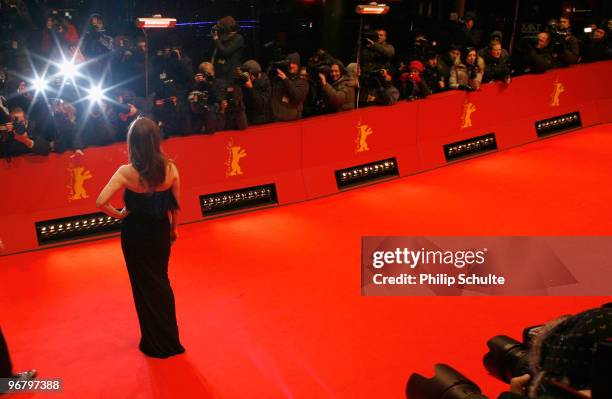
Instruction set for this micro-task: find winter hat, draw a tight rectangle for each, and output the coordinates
[529,306,612,395]
[409,60,424,73]
[287,52,301,66]
[242,60,262,75]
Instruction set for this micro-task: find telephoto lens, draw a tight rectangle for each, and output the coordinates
[483,335,531,384]
[406,364,489,399]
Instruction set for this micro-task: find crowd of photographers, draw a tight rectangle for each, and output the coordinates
[1,10,612,158]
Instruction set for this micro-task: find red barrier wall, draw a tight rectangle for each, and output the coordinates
[1,61,611,255]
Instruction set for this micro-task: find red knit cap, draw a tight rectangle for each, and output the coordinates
[408,60,424,73]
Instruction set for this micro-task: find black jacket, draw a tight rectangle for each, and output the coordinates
[212,33,245,82]
[244,76,272,125]
[482,52,512,83]
[271,74,309,122]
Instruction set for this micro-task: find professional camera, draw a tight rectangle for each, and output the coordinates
[12,119,26,135]
[269,59,291,75]
[195,72,214,83]
[363,29,379,42]
[466,64,478,81]
[211,24,223,36]
[406,364,488,399]
[187,90,209,104]
[236,67,251,85]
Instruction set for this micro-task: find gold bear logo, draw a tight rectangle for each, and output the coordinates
[550,79,565,107]
[68,166,93,200]
[226,143,247,176]
[355,122,373,153]
[461,100,477,128]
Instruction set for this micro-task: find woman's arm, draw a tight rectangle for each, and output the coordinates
[170,163,181,243]
[96,166,129,219]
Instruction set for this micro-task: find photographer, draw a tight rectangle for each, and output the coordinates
[1,104,50,158]
[241,60,272,125]
[482,39,512,84]
[449,47,484,91]
[81,14,113,59]
[81,100,115,147]
[41,16,60,56]
[519,32,555,73]
[211,16,245,82]
[581,28,611,62]
[553,16,580,64]
[48,99,83,154]
[397,60,431,100]
[222,69,248,131]
[153,42,194,95]
[460,13,483,49]
[111,89,144,141]
[361,29,395,74]
[187,62,227,134]
[270,52,309,122]
[497,305,612,399]
[153,80,188,138]
[361,68,400,106]
[318,61,356,113]
[422,52,447,93]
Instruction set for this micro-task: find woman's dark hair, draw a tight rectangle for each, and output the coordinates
[127,117,168,191]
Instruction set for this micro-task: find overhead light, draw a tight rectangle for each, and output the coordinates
[200,184,278,217]
[535,112,581,137]
[356,3,390,15]
[335,158,399,188]
[444,133,497,161]
[137,16,177,29]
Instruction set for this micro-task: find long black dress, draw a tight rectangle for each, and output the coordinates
[121,188,185,358]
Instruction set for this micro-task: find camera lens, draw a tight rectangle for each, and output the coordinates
[483,335,531,384]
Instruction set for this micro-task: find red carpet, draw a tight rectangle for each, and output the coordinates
[1,124,611,399]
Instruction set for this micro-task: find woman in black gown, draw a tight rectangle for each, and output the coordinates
[96,116,185,358]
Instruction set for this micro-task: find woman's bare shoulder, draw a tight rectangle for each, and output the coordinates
[167,160,179,178]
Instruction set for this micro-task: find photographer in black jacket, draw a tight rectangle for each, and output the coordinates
[153,41,194,96]
[497,305,612,399]
[187,63,226,134]
[222,69,248,131]
[211,16,245,82]
[153,81,189,138]
[1,104,50,158]
[581,28,611,62]
[241,60,272,125]
[270,52,309,122]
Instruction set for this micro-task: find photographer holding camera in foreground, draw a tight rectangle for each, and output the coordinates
[407,304,612,399]
[494,305,611,399]
[211,16,245,82]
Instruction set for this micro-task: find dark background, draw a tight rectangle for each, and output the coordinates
[5,0,612,67]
